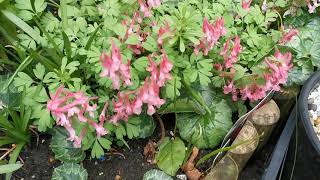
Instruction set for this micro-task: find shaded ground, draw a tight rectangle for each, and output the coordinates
[10,113,284,180]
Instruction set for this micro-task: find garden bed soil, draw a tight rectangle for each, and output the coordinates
[9,115,279,180]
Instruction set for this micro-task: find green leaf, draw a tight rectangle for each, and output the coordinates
[0,163,23,174]
[62,31,72,61]
[111,23,126,39]
[125,115,155,139]
[143,169,173,180]
[142,36,157,52]
[233,64,247,81]
[115,124,126,140]
[179,38,185,52]
[60,0,68,30]
[176,99,233,148]
[0,74,20,108]
[51,127,86,163]
[287,64,314,86]
[17,33,36,49]
[32,105,52,132]
[98,138,111,150]
[85,24,102,50]
[199,73,211,86]
[126,122,140,139]
[91,139,105,158]
[125,34,140,45]
[155,137,186,176]
[13,72,33,90]
[52,163,88,180]
[287,18,320,67]
[33,63,45,80]
[133,57,148,72]
[1,10,42,43]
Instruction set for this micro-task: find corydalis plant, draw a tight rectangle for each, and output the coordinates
[47,86,107,147]
[100,44,173,123]
[223,50,293,101]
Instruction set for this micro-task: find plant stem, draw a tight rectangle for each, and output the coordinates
[154,113,165,147]
[181,79,211,115]
[195,135,260,167]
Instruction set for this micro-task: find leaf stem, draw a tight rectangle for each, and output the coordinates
[195,134,260,167]
[181,79,211,115]
[154,113,165,147]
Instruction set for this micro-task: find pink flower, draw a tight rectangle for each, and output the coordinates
[157,52,173,87]
[158,22,171,45]
[240,84,267,101]
[147,0,161,8]
[195,17,226,55]
[223,50,292,102]
[47,86,108,148]
[307,0,320,13]
[220,36,241,69]
[242,0,253,10]
[279,29,299,44]
[223,81,238,101]
[147,56,159,82]
[108,51,172,123]
[138,0,151,17]
[100,41,132,89]
[264,50,292,91]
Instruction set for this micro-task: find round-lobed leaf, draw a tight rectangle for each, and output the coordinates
[155,137,186,176]
[143,169,173,180]
[51,163,88,180]
[138,115,156,138]
[176,99,232,149]
[50,127,85,163]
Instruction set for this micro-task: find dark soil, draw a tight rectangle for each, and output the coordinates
[10,113,282,180]
[12,135,60,180]
[83,139,156,180]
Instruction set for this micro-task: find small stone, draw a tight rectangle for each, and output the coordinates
[313,114,318,120]
[31,175,35,179]
[308,98,315,104]
[176,174,187,180]
[315,117,320,126]
[94,161,98,165]
[308,104,317,111]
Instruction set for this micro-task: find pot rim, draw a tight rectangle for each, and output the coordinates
[299,71,320,153]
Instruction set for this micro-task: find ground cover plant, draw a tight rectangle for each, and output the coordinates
[0,0,315,179]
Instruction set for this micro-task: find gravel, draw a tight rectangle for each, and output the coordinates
[308,83,320,139]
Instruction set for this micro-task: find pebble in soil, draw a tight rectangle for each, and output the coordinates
[308,83,320,139]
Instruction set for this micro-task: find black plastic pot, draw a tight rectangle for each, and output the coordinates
[261,105,296,180]
[263,71,320,180]
[285,71,320,180]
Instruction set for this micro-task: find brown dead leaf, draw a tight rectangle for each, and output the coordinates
[143,140,157,164]
[115,175,122,180]
[182,147,203,180]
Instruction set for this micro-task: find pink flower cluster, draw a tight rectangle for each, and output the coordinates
[242,0,253,10]
[102,52,173,123]
[220,36,242,68]
[100,41,132,89]
[158,22,171,46]
[138,0,161,17]
[223,51,293,101]
[47,86,107,148]
[307,0,320,13]
[279,29,299,45]
[195,17,227,56]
